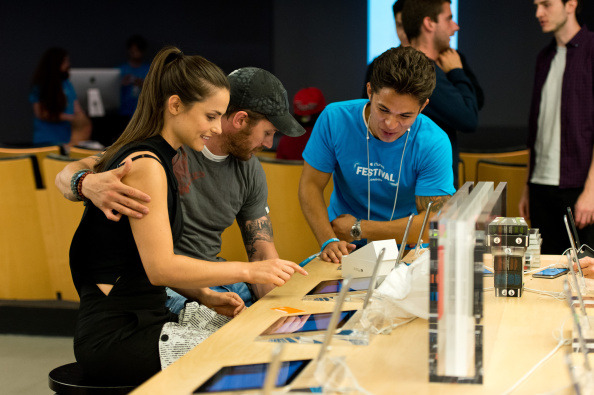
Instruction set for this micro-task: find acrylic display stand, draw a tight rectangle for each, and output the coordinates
[429,182,505,384]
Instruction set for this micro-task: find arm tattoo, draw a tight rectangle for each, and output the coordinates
[415,195,451,214]
[239,215,274,260]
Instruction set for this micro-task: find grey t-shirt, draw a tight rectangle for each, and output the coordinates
[172,146,269,261]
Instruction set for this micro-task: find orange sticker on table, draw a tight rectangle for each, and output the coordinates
[271,306,305,314]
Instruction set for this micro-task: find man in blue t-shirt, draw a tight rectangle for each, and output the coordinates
[299,46,455,263]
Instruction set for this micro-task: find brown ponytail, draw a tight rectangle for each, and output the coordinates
[95,46,229,172]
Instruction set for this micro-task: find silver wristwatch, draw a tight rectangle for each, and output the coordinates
[350,219,362,241]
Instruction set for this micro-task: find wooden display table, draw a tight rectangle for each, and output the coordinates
[133,255,572,394]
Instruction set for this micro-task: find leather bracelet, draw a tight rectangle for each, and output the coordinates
[70,169,92,201]
[321,237,340,252]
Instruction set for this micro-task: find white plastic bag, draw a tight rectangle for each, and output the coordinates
[375,249,430,320]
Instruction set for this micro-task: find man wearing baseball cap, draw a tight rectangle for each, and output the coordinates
[56,67,305,311]
[276,87,326,160]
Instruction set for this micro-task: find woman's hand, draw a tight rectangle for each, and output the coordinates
[246,259,308,287]
[198,290,245,317]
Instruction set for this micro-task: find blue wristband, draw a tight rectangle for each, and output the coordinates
[321,238,340,252]
[299,252,320,267]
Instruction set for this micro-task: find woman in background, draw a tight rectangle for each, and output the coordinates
[30,47,90,146]
[69,46,306,384]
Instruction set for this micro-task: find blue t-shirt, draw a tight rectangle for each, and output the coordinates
[118,62,150,116]
[29,80,77,145]
[302,99,455,222]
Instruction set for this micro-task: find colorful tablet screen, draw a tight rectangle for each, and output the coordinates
[194,359,311,393]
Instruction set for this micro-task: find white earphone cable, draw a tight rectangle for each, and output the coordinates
[388,131,409,222]
[366,126,371,221]
[365,103,409,222]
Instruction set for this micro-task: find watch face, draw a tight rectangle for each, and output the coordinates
[351,221,362,239]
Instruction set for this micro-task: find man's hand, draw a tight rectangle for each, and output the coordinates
[320,240,356,264]
[327,214,358,263]
[518,185,530,220]
[437,48,463,73]
[575,189,594,229]
[198,291,245,318]
[331,214,357,242]
[577,257,594,278]
[83,158,151,221]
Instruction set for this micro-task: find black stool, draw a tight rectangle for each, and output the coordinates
[48,362,137,394]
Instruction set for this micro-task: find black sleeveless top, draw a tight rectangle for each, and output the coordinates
[69,134,183,383]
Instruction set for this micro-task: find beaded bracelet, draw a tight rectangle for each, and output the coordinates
[70,169,93,201]
[321,237,340,252]
[70,169,90,201]
[77,171,93,202]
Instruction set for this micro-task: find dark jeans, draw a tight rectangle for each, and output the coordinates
[528,183,594,255]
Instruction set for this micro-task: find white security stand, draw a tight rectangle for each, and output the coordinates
[87,88,105,117]
[342,239,398,278]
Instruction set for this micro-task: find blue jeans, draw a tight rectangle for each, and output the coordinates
[165,283,255,314]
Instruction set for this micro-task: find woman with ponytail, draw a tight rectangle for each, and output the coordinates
[30,47,91,146]
[68,46,307,384]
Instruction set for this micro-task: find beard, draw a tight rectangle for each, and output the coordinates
[436,36,451,53]
[224,124,261,161]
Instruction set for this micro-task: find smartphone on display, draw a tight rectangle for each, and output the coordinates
[566,207,594,258]
[532,268,569,279]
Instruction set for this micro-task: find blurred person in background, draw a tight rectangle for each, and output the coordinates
[519,0,594,254]
[30,47,91,147]
[403,0,480,188]
[119,35,150,119]
[276,87,326,160]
